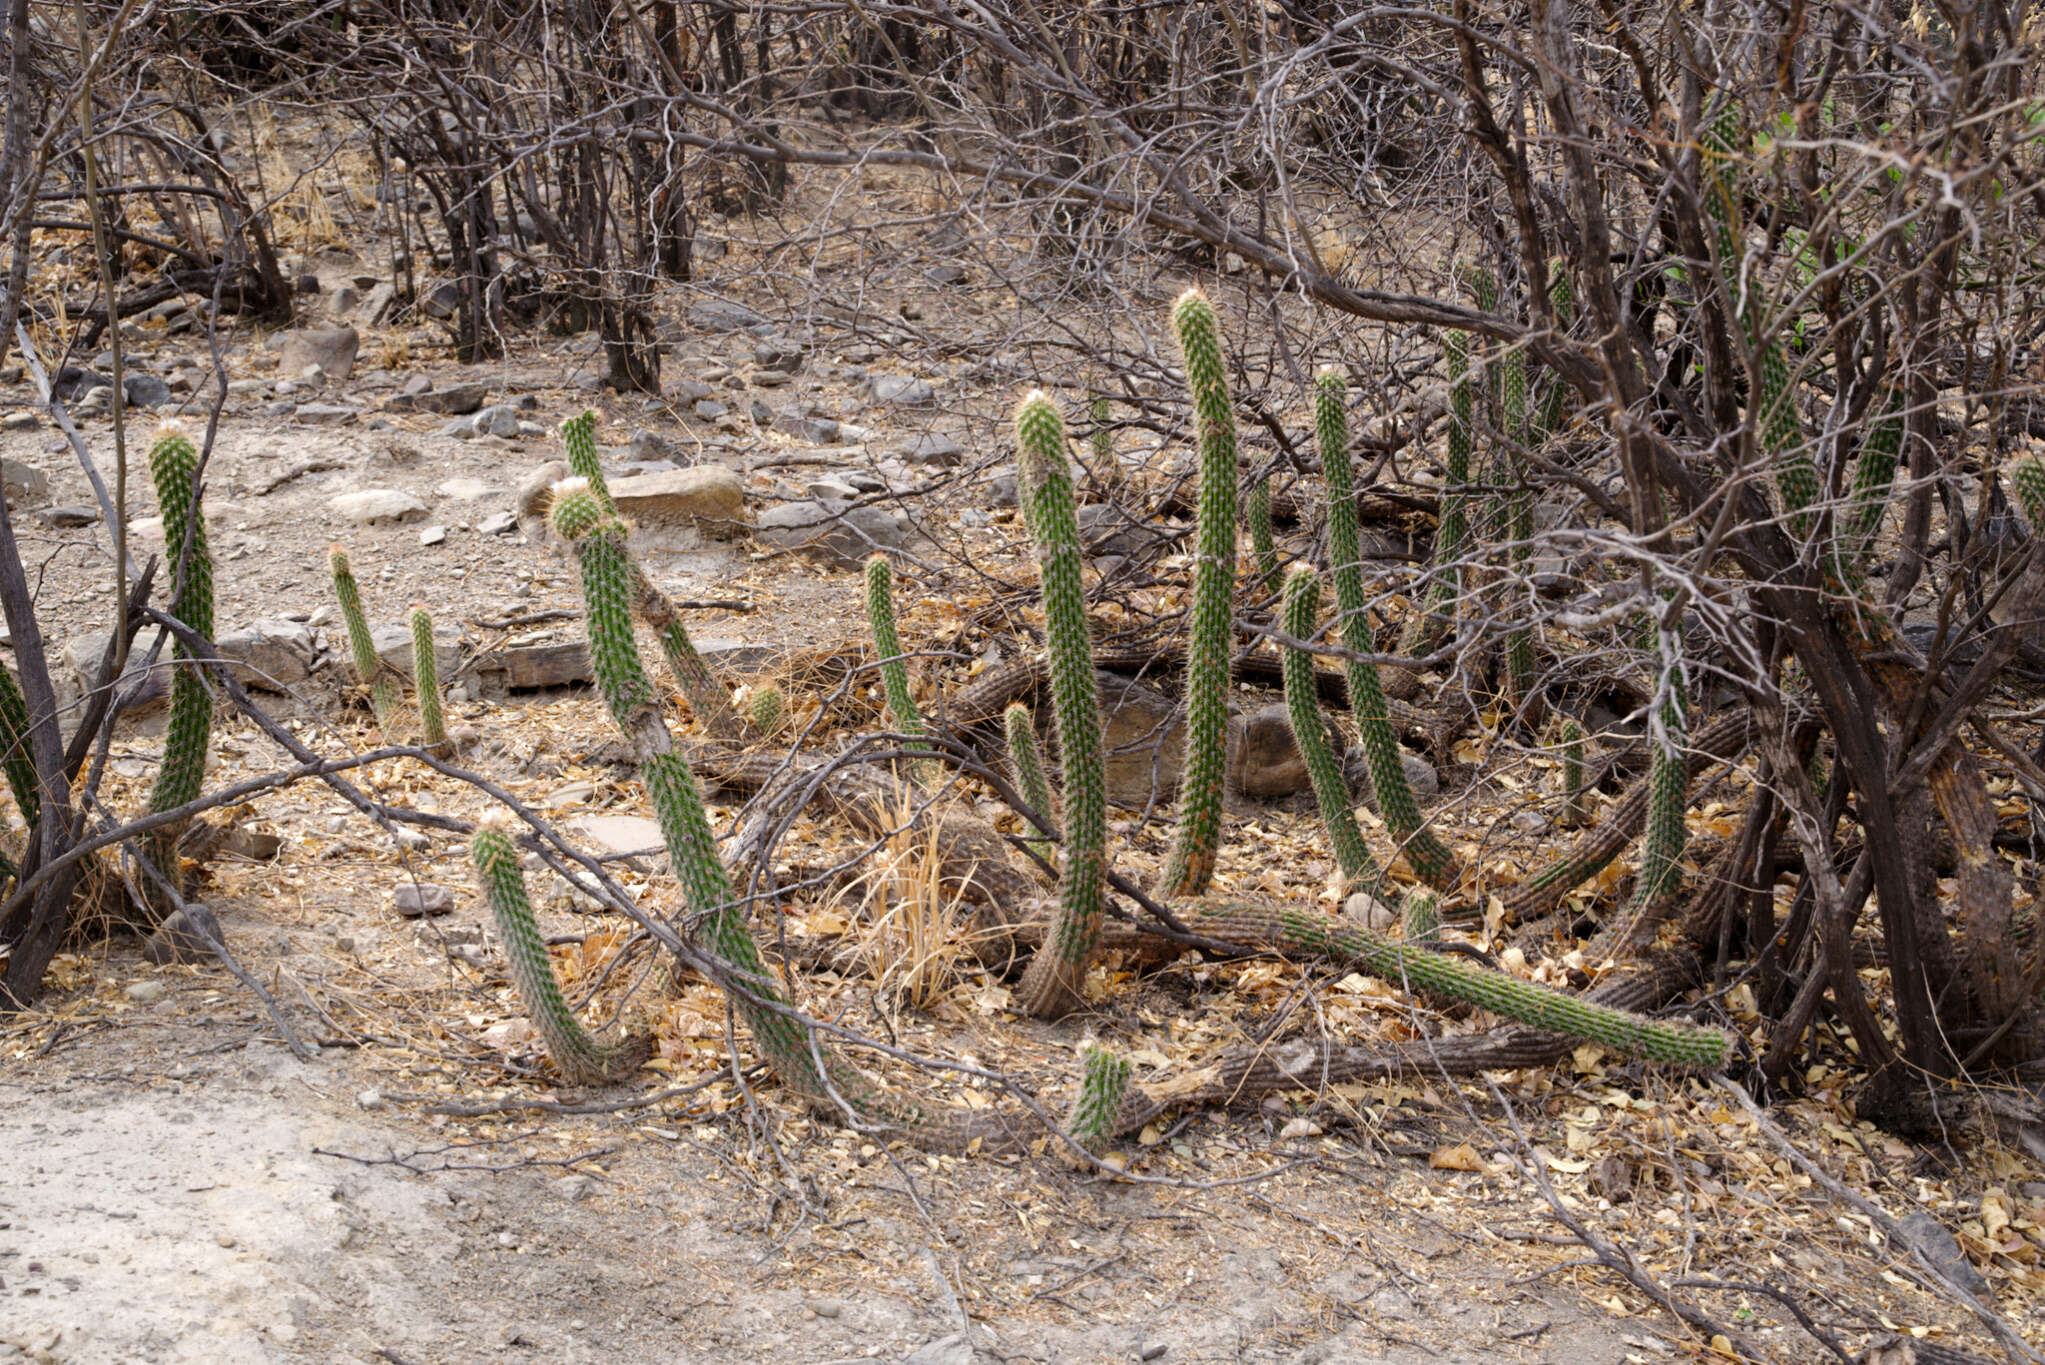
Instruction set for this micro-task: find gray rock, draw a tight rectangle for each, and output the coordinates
[867,374,935,406]
[628,429,673,462]
[62,630,166,717]
[214,620,316,691]
[692,399,729,420]
[2,458,48,508]
[437,418,475,439]
[122,373,172,408]
[774,409,841,444]
[478,509,519,536]
[143,902,222,965]
[393,380,490,416]
[419,281,461,320]
[754,336,805,370]
[41,504,98,528]
[985,468,1019,507]
[358,281,397,323]
[1344,744,1440,813]
[899,432,963,466]
[293,402,360,426]
[1099,673,1184,805]
[331,489,429,525]
[393,883,454,918]
[1231,703,1310,798]
[419,524,447,546]
[274,325,360,381]
[471,404,521,439]
[0,411,36,431]
[669,379,715,403]
[753,499,908,568]
[1895,1212,1991,1297]
[688,298,767,332]
[610,466,746,538]
[805,475,860,501]
[328,284,362,315]
[436,476,500,500]
[748,398,775,425]
[373,621,460,679]
[1076,502,1174,560]
[51,366,110,401]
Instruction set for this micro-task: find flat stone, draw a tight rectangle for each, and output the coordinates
[419,524,447,546]
[2,458,49,508]
[274,325,360,381]
[573,814,664,855]
[773,409,840,444]
[609,466,746,538]
[0,411,36,431]
[413,381,490,415]
[331,489,428,525]
[478,509,518,535]
[436,476,500,500]
[41,504,99,527]
[393,883,454,917]
[898,432,963,466]
[293,402,360,426]
[692,399,729,420]
[373,621,461,680]
[805,475,860,501]
[476,640,592,689]
[436,418,475,440]
[753,499,907,568]
[688,298,767,332]
[867,374,936,406]
[122,373,172,409]
[214,620,316,691]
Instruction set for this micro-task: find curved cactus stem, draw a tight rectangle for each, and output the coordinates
[0,662,39,831]
[1192,899,1729,1066]
[1400,890,1440,944]
[1158,289,1237,899]
[1011,393,1111,1018]
[330,546,401,733]
[146,427,215,901]
[626,560,744,740]
[1281,566,1378,884]
[470,828,645,1084]
[1003,701,1058,838]
[560,409,614,512]
[1247,475,1282,598]
[1315,368,1462,890]
[748,684,786,738]
[864,554,935,783]
[410,605,448,751]
[1065,1046,1132,1155]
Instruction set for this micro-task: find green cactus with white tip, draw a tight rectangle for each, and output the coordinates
[1281,565,1377,884]
[410,605,448,751]
[145,427,214,898]
[1156,289,1239,899]
[560,409,614,512]
[1011,393,1111,1019]
[864,554,935,782]
[330,547,401,734]
[1065,1046,1132,1154]
[1315,369,1461,890]
[469,827,646,1084]
[1004,701,1057,838]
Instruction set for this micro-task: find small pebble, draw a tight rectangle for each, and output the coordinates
[419,524,447,546]
[356,1088,385,1110]
[123,980,166,1003]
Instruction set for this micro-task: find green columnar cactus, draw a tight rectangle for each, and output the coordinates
[748,684,785,738]
[1841,386,1904,565]
[1315,368,1461,890]
[1012,393,1111,1018]
[0,663,39,830]
[146,427,214,896]
[410,605,448,751]
[1247,476,1281,597]
[1559,718,1589,828]
[1195,899,1731,1066]
[330,547,401,733]
[1159,289,1238,898]
[1003,701,1058,836]
[1065,1046,1132,1154]
[469,826,645,1084]
[1400,336,1471,658]
[560,409,614,512]
[1281,566,1377,882]
[1497,349,1535,708]
[864,554,933,780]
[549,479,829,1096]
[1401,889,1440,943]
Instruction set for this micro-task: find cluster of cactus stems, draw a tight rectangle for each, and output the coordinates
[471,826,645,1084]
[1314,369,1462,890]
[1280,565,1377,884]
[1158,289,1238,899]
[1002,701,1057,838]
[330,547,403,734]
[863,554,936,782]
[748,684,785,738]
[1011,393,1110,1019]
[328,547,447,748]
[1065,1046,1133,1153]
[146,427,214,898]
